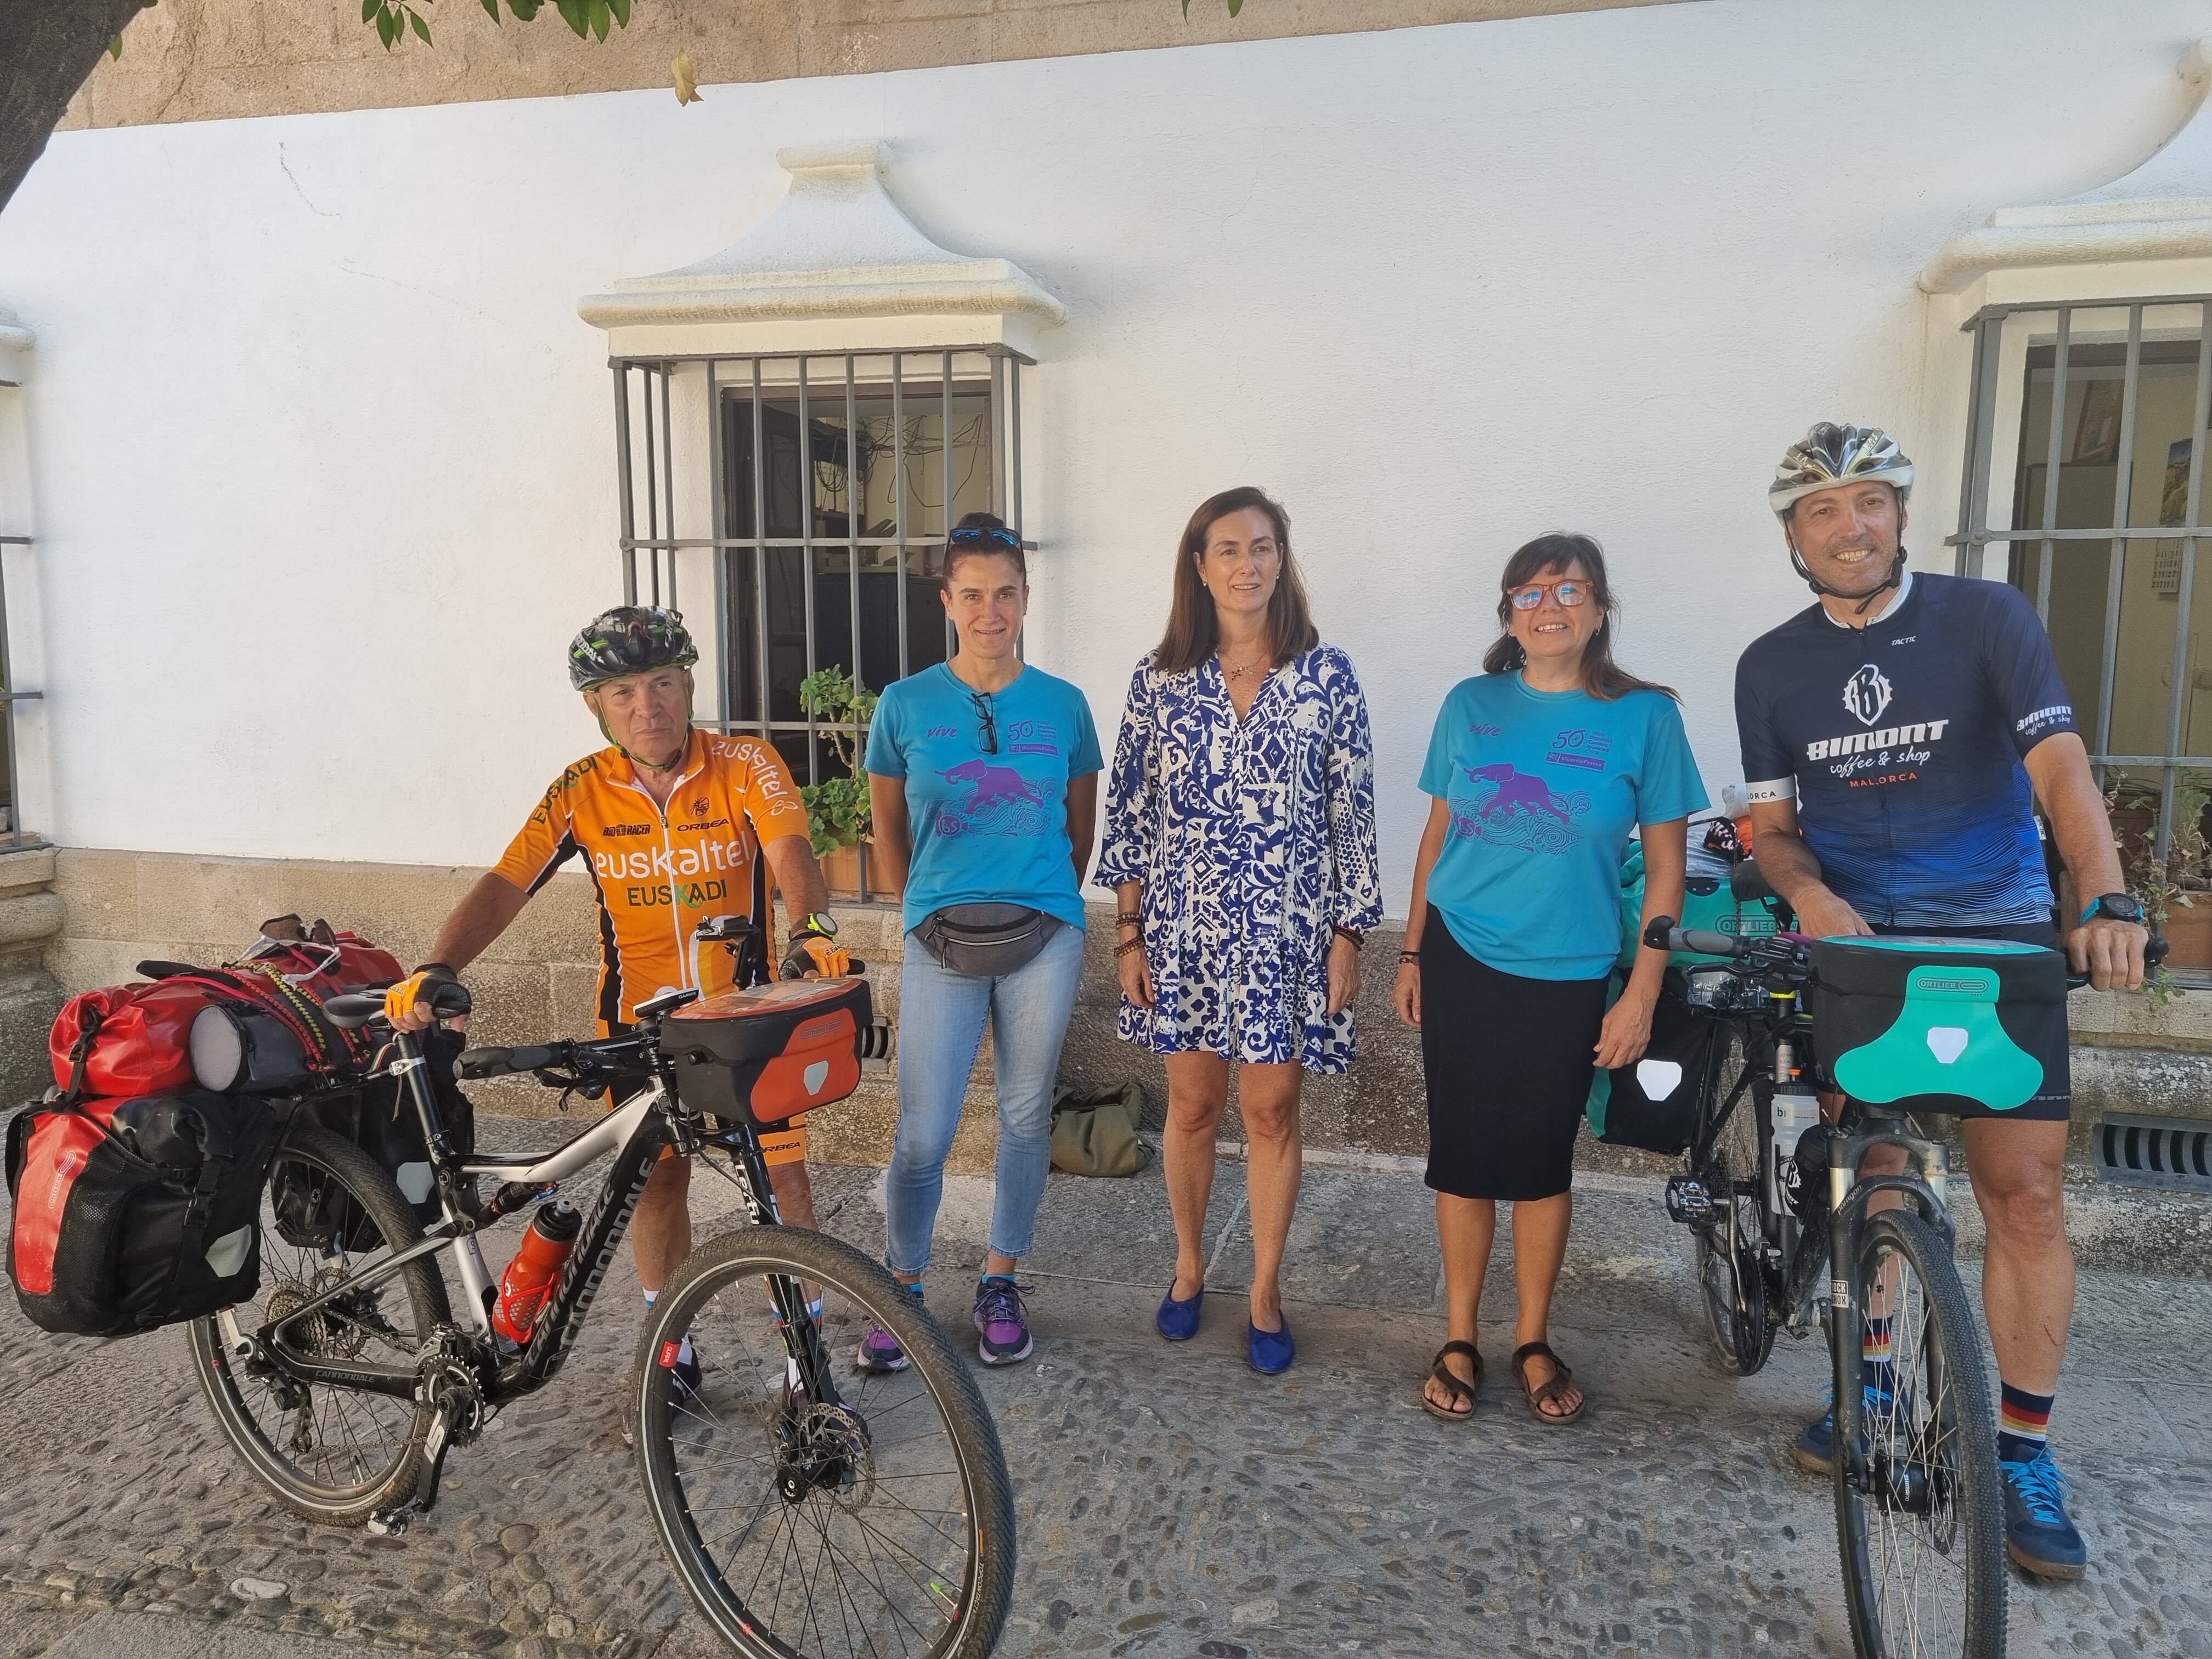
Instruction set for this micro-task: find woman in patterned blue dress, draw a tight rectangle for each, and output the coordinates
[1095,486,1382,1375]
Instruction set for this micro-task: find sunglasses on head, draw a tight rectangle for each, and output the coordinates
[949,526,1023,551]
[1508,579,1592,611]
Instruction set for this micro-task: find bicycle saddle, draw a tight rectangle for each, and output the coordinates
[1731,859,1778,904]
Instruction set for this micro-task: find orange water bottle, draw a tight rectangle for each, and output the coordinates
[492,1200,582,1343]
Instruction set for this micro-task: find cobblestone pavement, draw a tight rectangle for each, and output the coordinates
[2,1114,2207,1659]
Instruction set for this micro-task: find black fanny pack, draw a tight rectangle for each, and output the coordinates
[914,904,1062,978]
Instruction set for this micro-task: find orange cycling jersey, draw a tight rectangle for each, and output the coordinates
[495,728,811,1032]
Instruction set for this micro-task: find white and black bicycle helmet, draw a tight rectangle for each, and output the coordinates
[568,606,698,691]
[1769,423,1914,522]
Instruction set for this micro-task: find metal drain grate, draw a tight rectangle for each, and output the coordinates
[2096,1113,2212,1193]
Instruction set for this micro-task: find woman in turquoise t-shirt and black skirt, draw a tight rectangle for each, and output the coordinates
[1393,534,1705,1427]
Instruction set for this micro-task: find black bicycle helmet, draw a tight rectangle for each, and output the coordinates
[568,606,698,691]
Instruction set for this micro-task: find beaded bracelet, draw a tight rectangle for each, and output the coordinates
[1114,938,1147,959]
[1115,911,1142,929]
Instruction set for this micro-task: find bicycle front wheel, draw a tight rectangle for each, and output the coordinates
[635,1225,1015,1659]
[1833,1209,2005,1659]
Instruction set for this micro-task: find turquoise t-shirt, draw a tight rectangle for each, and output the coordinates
[1419,672,1709,980]
[866,662,1104,934]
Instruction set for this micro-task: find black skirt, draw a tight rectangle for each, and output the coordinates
[1419,906,1610,1201]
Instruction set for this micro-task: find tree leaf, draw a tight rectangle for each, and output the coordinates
[410,8,431,44]
[672,46,701,104]
[1227,0,1243,13]
[377,7,397,48]
[589,0,610,41]
[556,0,589,36]
[508,0,541,18]
[1181,0,1190,13]
[480,0,498,18]
[363,0,378,21]
[608,0,630,25]
[107,33,123,59]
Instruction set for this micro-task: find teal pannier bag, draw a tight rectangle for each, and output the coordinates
[1809,936,2069,1115]
[1612,838,1778,975]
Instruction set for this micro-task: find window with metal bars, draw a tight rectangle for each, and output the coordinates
[611,347,1027,898]
[1952,296,2212,881]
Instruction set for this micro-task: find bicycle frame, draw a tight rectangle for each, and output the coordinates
[224,1020,838,1421]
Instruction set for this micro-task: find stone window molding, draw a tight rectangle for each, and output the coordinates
[575,140,1067,360]
[1923,40,2212,302]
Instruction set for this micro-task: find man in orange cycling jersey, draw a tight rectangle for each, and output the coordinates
[387,608,850,1383]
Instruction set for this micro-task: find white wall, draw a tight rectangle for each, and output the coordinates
[1,0,2208,905]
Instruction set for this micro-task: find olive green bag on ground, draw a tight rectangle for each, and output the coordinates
[1049,1081,1154,1177]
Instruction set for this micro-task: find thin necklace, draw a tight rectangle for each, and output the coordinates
[1218,646,1269,683]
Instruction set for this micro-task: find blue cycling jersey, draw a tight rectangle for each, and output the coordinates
[1734,572,2076,929]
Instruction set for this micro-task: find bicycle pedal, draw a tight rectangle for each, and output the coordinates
[1664,1175,1713,1223]
[365,1502,421,1537]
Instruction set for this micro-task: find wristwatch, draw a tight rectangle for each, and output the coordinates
[2080,892,2144,926]
[795,911,839,940]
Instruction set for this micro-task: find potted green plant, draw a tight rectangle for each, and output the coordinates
[2104,774,2210,983]
[797,666,886,898]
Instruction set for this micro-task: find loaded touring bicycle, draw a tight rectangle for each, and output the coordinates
[7,916,1017,1659]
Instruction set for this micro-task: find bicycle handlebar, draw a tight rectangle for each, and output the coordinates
[1644,914,2170,990]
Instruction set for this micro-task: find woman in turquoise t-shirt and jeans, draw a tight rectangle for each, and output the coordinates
[862,513,1103,1371]
[1393,533,1705,1427]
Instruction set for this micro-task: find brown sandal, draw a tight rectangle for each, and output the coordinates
[1510,1340,1585,1425]
[1421,1340,1482,1423]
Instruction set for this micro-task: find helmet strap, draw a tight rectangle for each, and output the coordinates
[1788,540,1908,623]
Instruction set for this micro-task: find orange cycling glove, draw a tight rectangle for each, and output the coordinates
[383,963,458,1024]
[781,934,851,980]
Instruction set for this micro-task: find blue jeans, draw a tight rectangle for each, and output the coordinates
[885,923,1086,1275]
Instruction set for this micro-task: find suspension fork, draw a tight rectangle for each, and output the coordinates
[723,1128,845,1411]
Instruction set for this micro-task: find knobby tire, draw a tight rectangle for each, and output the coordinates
[189,1125,450,1526]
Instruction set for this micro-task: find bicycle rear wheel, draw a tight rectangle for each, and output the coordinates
[1833,1210,2005,1659]
[1693,1031,1775,1376]
[636,1224,1015,1659]
[188,1125,450,1526]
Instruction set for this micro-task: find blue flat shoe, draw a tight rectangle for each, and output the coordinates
[1156,1284,1203,1342]
[1248,1317,1295,1375]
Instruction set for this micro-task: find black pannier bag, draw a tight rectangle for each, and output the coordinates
[272,1025,477,1251]
[5,1090,283,1337]
[1587,969,1721,1155]
[1809,936,2069,1116]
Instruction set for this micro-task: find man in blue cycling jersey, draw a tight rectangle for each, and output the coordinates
[1735,423,2148,1582]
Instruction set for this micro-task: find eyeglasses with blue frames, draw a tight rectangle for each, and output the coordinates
[1508,579,1592,611]
[968,690,999,754]
[948,526,1024,551]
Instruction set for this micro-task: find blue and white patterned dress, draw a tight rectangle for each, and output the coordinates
[1094,644,1384,1073]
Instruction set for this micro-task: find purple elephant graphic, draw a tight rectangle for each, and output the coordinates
[938,759,1043,810]
[1462,763,1571,823]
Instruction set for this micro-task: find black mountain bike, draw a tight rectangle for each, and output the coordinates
[1648,887,2006,1659]
[187,967,1015,1659]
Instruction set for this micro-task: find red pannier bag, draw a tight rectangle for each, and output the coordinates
[47,981,210,1097]
[7,1007,283,1337]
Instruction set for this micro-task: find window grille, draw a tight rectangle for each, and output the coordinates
[0,363,40,848]
[609,347,1029,899]
[1951,296,2212,873]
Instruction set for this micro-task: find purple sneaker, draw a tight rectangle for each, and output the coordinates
[855,1283,923,1374]
[974,1276,1034,1367]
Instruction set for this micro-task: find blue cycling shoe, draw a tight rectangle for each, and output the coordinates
[1791,1383,1894,1478]
[1248,1317,1295,1375]
[2002,1448,2088,1581]
[1156,1283,1203,1342]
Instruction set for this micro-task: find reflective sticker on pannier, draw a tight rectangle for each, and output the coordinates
[803,1061,830,1096]
[1636,1059,1683,1101]
[205,1225,252,1278]
[1831,966,2042,1111]
[396,1162,434,1204]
